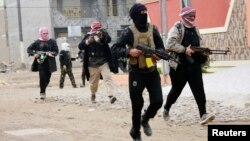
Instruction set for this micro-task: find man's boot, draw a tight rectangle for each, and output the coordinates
[59,83,63,89]
[130,128,142,141]
[91,94,96,103]
[40,93,46,100]
[141,113,152,136]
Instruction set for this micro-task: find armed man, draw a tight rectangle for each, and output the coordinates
[162,6,215,125]
[27,27,58,100]
[111,3,166,141]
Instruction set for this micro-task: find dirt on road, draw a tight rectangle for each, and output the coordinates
[0,66,249,141]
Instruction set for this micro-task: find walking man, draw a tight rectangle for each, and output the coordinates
[59,42,77,88]
[162,6,215,125]
[78,20,118,104]
[112,3,164,141]
[27,27,58,100]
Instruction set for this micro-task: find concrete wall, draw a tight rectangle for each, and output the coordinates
[0,0,10,64]
[201,0,250,61]
[5,0,53,69]
[5,0,20,68]
[246,0,250,47]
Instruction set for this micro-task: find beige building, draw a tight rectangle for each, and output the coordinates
[0,0,135,70]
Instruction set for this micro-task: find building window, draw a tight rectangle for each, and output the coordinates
[107,0,117,16]
[54,28,68,38]
[112,0,117,16]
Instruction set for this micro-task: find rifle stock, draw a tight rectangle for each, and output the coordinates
[136,44,180,64]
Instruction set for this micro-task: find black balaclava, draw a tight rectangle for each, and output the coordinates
[129,3,148,31]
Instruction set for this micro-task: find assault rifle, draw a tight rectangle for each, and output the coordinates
[191,47,230,63]
[87,31,98,36]
[32,51,55,64]
[136,44,180,64]
[168,47,230,64]
[87,29,105,36]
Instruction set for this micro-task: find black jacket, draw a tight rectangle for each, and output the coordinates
[59,50,72,68]
[27,39,58,72]
[78,31,118,81]
[111,24,165,73]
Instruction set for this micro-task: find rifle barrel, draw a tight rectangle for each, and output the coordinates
[210,49,230,55]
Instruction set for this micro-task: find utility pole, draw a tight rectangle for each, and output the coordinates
[181,0,192,8]
[2,0,10,64]
[3,0,9,48]
[160,0,170,82]
[17,0,25,68]
[160,0,167,41]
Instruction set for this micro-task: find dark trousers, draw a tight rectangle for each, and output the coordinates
[39,67,51,94]
[164,64,206,117]
[81,63,85,85]
[129,70,163,130]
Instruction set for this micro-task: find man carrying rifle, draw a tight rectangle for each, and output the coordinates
[27,27,58,100]
[78,20,118,104]
[162,6,215,125]
[111,3,164,141]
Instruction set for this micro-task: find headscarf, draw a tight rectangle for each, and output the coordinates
[90,20,102,32]
[61,42,70,51]
[179,6,196,28]
[39,27,49,41]
[129,3,148,30]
